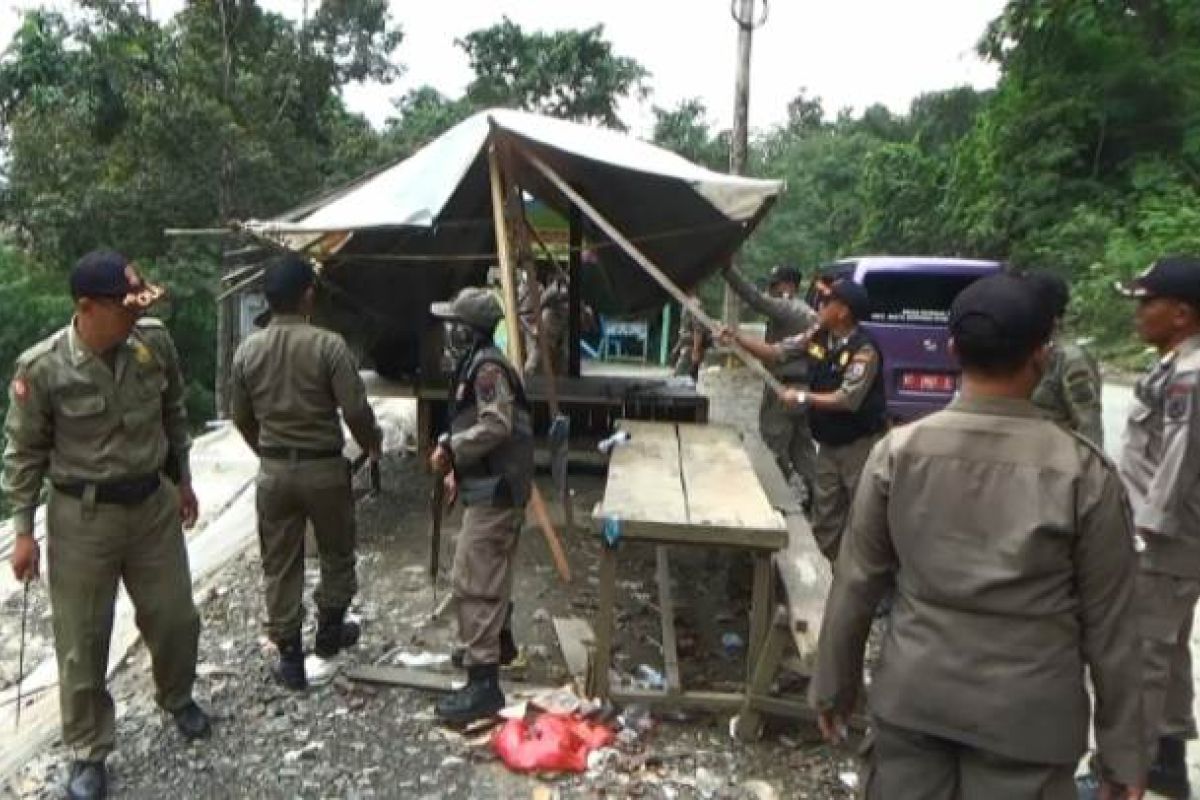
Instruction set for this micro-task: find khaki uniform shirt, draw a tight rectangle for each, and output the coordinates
[1120,334,1200,578]
[451,361,517,468]
[229,315,379,453]
[725,267,817,384]
[3,318,192,536]
[1032,340,1104,447]
[812,396,1143,784]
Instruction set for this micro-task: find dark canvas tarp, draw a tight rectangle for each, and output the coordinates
[242,108,784,378]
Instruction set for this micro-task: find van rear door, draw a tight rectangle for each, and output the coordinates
[859,268,991,422]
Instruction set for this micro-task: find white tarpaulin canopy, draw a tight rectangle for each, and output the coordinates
[245,108,782,235]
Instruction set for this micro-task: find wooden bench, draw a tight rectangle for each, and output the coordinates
[588,420,825,735]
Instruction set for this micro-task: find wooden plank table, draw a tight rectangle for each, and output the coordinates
[589,420,797,726]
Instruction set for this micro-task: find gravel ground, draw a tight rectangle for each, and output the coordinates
[5,365,861,800]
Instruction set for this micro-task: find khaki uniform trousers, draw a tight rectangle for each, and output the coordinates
[864,720,1076,800]
[452,505,522,666]
[813,433,882,561]
[759,390,816,502]
[46,481,200,762]
[1137,571,1200,750]
[255,456,357,642]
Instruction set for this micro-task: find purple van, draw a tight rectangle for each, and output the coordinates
[809,256,1004,423]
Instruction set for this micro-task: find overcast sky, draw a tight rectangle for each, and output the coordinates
[1,0,1007,136]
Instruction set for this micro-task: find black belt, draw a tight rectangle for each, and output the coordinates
[258,446,343,461]
[54,474,161,506]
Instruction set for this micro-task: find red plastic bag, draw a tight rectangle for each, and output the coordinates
[492,713,615,773]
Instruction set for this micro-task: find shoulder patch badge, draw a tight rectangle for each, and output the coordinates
[475,365,501,404]
[1166,383,1192,421]
[846,361,866,381]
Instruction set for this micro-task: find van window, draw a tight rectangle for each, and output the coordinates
[862,272,981,325]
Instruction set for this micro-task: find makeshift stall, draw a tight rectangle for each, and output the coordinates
[217,109,784,444]
[175,109,829,736]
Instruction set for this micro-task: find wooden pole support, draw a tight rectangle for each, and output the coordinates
[514,144,788,397]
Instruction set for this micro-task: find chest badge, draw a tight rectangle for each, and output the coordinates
[133,342,153,366]
[839,351,850,366]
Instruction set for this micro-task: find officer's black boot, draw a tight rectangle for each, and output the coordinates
[435,664,504,725]
[171,699,212,740]
[1147,735,1191,799]
[66,760,107,800]
[314,606,360,658]
[271,634,307,690]
[451,604,517,668]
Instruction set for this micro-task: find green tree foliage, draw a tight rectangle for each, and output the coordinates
[642,2,1200,361]
[650,98,726,170]
[456,17,649,130]
[0,0,403,427]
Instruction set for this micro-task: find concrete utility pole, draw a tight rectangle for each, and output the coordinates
[724,0,768,329]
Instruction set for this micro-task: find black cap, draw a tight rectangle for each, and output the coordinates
[767,265,801,287]
[950,274,1053,349]
[826,278,871,322]
[70,249,165,309]
[1023,270,1070,319]
[1116,256,1200,303]
[262,254,315,304]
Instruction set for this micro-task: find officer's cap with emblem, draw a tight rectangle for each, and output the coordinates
[70,250,165,310]
[430,287,504,332]
[825,278,871,322]
[1116,256,1200,304]
[950,273,1053,351]
[767,264,801,287]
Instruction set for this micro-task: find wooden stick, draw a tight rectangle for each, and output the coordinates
[528,486,572,582]
[516,145,788,397]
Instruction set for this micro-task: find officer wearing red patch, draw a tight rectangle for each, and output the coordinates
[428,287,534,725]
[723,278,887,561]
[1115,255,1200,799]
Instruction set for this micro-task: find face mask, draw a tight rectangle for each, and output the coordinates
[445,322,475,361]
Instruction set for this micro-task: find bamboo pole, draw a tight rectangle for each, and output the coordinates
[486,133,571,583]
[516,145,788,397]
[486,143,526,369]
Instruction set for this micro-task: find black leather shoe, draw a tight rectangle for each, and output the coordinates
[172,700,212,740]
[271,635,307,690]
[1148,736,1191,799]
[436,664,504,725]
[66,760,107,800]
[314,607,360,658]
